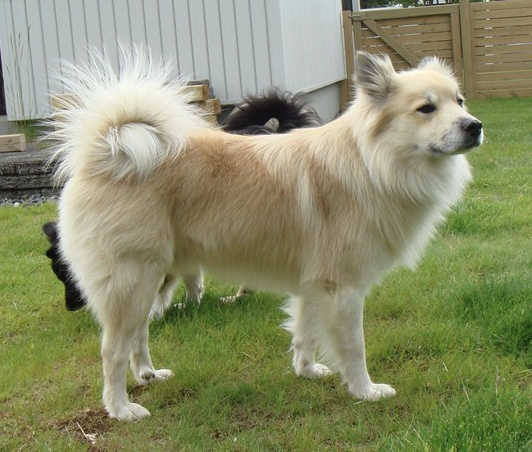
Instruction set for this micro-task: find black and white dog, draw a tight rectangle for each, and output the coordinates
[43,88,322,310]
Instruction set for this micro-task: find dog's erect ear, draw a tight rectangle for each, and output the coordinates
[417,56,454,78]
[42,222,58,242]
[355,52,396,103]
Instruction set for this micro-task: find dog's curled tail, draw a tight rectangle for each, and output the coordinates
[48,46,209,184]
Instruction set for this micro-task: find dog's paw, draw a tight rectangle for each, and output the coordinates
[296,362,332,379]
[136,368,174,386]
[220,295,238,304]
[107,402,150,421]
[351,383,396,401]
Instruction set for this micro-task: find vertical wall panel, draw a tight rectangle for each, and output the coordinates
[249,0,273,90]
[233,0,257,95]
[203,0,226,99]
[173,0,194,75]
[68,0,89,63]
[158,0,178,62]
[143,0,164,56]
[0,0,345,120]
[113,0,133,44]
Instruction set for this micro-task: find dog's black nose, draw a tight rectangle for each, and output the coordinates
[462,119,483,138]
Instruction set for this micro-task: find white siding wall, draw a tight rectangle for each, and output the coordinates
[0,0,345,120]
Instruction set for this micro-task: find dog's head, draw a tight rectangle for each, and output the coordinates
[42,222,86,311]
[354,52,483,157]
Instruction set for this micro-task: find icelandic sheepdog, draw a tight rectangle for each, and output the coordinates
[49,48,482,420]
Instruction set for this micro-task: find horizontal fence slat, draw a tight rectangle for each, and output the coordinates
[361,22,450,38]
[473,16,532,30]
[367,15,452,28]
[474,42,532,57]
[471,0,532,12]
[476,69,532,83]
[350,4,458,21]
[475,88,532,99]
[476,78,532,91]
[475,52,532,66]
[362,28,452,44]
[475,60,532,73]
[474,24,532,38]
[475,35,532,47]
[473,7,532,21]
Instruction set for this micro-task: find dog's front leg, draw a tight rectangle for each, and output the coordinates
[326,287,396,401]
[285,295,333,378]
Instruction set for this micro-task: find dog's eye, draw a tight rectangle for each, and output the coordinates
[457,98,464,107]
[416,104,436,114]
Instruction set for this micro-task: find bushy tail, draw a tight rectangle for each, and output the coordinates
[221,88,322,135]
[48,45,210,184]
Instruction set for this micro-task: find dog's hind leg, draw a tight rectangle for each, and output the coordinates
[320,287,396,401]
[149,274,181,320]
[285,295,332,378]
[97,269,168,420]
[183,270,204,305]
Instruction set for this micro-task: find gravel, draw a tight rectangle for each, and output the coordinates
[0,193,59,207]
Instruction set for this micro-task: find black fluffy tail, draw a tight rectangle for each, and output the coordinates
[222,88,322,135]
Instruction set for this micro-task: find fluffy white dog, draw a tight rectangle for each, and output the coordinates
[50,48,483,420]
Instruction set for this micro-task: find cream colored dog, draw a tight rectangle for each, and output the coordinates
[50,48,482,420]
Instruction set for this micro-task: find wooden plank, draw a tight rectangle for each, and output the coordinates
[471,0,532,12]
[360,14,451,29]
[194,98,221,115]
[476,69,532,83]
[474,34,532,47]
[475,52,532,66]
[340,11,355,110]
[363,19,418,66]
[474,60,532,73]
[351,4,458,21]
[391,31,452,44]
[183,84,210,102]
[476,78,532,91]
[370,22,450,36]
[460,0,476,99]
[450,10,463,84]
[473,7,532,21]
[201,115,219,125]
[473,43,532,57]
[402,40,452,53]
[0,134,27,153]
[473,16,532,30]
[475,88,532,99]
[474,24,532,38]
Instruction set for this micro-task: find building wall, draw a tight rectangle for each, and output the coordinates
[0,0,346,120]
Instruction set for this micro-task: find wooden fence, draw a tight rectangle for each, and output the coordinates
[342,0,532,101]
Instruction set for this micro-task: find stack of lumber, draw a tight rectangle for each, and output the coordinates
[184,81,221,124]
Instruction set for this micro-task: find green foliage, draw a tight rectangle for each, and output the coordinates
[360,0,484,8]
[1,97,531,451]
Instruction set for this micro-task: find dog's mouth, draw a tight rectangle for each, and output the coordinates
[430,119,483,156]
[430,138,482,156]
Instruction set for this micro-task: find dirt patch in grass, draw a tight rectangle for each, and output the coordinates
[51,408,112,451]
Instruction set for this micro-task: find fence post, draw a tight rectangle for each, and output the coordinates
[340,10,356,111]
[459,0,476,99]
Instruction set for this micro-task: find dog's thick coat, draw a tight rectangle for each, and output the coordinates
[50,48,482,420]
[43,88,321,310]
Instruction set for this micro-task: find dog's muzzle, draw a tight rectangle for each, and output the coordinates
[461,118,483,148]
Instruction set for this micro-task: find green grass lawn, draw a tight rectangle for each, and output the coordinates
[1,97,531,451]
